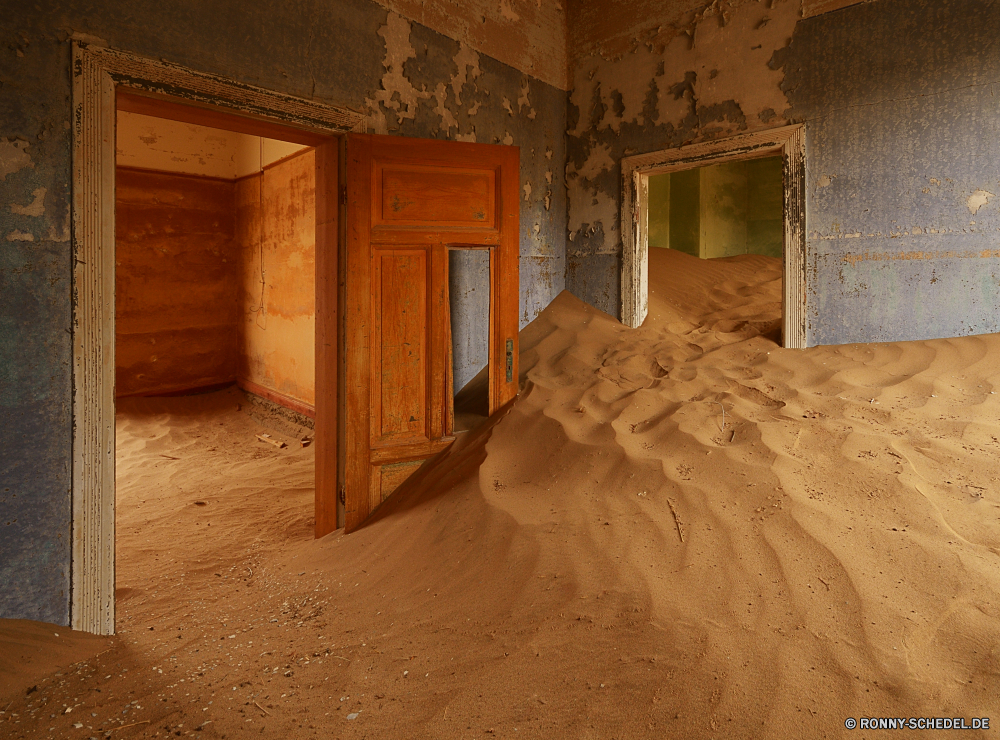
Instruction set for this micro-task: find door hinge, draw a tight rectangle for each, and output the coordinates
[338,487,346,505]
[339,185,347,205]
[506,338,514,382]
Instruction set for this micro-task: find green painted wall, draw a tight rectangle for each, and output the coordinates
[667,168,700,257]
[700,161,749,259]
[747,157,784,259]
[650,156,782,259]
[647,173,670,250]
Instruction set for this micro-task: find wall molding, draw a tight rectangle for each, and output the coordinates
[115,164,240,183]
[71,41,362,635]
[619,124,808,349]
[234,146,316,181]
[238,378,316,420]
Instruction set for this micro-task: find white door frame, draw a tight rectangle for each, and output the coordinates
[71,41,363,635]
[619,124,807,348]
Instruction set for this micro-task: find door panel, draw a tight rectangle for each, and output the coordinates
[345,134,519,532]
[376,165,496,227]
[372,248,428,444]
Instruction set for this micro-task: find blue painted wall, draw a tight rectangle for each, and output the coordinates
[786,0,1000,343]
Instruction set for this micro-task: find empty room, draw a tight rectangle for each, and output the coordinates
[113,102,323,638]
[3,1,1000,737]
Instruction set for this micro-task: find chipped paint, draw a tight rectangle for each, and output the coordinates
[792,0,1000,345]
[5,229,35,241]
[366,13,430,132]
[372,0,568,89]
[966,189,994,215]
[565,0,799,314]
[0,138,33,179]
[10,186,46,216]
[365,14,493,144]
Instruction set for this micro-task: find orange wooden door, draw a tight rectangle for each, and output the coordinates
[343,134,519,532]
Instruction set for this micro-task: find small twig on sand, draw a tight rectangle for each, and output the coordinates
[254,700,271,716]
[108,720,150,733]
[256,434,286,449]
[666,498,685,543]
[705,401,726,432]
[817,577,830,590]
[332,656,351,661]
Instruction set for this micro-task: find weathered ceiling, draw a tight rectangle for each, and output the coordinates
[369,0,569,89]
[366,0,872,91]
[565,0,873,64]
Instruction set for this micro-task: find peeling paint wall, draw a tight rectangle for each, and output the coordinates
[565,0,798,315]
[0,0,565,625]
[363,12,567,327]
[372,0,569,90]
[565,0,1000,347]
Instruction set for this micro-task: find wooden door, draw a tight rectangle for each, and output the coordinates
[343,134,519,532]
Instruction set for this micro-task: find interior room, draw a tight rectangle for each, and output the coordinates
[6,1,1000,738]
[113,108,321,577]
[115,109,317,415]
[647,156,784,260]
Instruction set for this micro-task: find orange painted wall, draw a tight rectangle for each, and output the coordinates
[115,167,238,397]
[235,149,316,410]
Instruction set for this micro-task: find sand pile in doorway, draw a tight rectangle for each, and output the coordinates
[4,247,1000,738]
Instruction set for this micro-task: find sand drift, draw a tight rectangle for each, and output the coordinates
[3,248,999,738]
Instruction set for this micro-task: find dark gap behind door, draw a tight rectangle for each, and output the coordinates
[449,249,490,432]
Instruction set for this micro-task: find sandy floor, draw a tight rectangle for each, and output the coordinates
[4,247,1000,738]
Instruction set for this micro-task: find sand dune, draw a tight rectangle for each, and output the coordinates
[3,247,1000,738]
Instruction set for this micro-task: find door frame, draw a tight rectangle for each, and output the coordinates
[71,41,364,635]
[619,124,807,348]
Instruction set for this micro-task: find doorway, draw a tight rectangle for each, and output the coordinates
[71,42,359,634]
[112,101,324,628]
[647,156,783,260]
[619,125,807,348]
[72,43,522,635]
